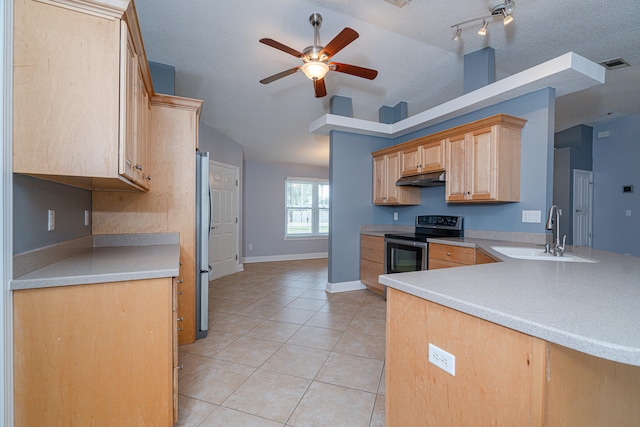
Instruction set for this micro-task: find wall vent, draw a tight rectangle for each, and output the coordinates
[599,58,630,70]
[384,0,411,7]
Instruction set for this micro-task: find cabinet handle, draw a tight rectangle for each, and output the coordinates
[447,252,451,256]
[177,327,183,331]
[177,279,184,284]
[177,364,184,370]
[177,291,183,295]
[146,175,151,181]
[134,164,143,171]
[177,316,184,322]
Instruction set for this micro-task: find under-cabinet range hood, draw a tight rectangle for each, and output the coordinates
[396,171,446,187]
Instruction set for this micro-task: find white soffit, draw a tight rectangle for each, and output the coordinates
[309,52,605,138]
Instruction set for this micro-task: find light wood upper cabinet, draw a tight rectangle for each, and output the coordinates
[400,139,445,176]
[372,114,525,205]
[446,116,526,203]
[373,151,420,205]
[13,0,152,192]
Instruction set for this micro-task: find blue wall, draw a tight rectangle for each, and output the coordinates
[13,175,91,254]
[329,88,556,283]
[592,115,640,256]
[329,132,389,283]
[244,161,329,260]
[148,61,175,96]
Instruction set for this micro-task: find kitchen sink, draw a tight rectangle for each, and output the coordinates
[491,246,597,263]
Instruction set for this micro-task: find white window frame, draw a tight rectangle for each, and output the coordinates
[284,177,329,238]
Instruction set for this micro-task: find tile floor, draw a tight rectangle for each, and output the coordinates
[175,259,387,427]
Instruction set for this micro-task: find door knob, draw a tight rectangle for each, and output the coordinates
[576,209,582,212]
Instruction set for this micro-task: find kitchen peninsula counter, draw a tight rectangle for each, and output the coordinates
[11,233,180,290]
[382,238,640,426]
[379,237,640,366]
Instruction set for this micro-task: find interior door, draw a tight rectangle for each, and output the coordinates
[573,169,593,246]
[209,161,239,279]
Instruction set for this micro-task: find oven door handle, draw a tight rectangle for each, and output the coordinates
[384,237,429,248]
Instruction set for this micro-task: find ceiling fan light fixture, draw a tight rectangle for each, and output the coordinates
[301,61,329,80]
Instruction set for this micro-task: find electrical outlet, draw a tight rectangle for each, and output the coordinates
[428,343,455,376]
[47,209,55,231]
[84,209,90,226]
[393,212,398,221]
[522,210,541,223]
[248,244,253,250]
[626,210,632,217]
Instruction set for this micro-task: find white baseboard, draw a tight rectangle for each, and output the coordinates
[236,263,244,272]
[243,252,328,264]
[325,280,367,294]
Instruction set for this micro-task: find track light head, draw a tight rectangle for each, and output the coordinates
[452,27,462,41]
[478,20,488,36]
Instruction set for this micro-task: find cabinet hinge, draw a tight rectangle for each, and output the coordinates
[236,179,239,186]
[235,254,238,261]
[236,217,238,223]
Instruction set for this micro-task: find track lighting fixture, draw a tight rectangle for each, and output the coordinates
[452,26,462,41]
[478,20,488,36]
[450,0,515,41]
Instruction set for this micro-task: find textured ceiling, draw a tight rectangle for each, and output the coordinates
[134,0,640,166]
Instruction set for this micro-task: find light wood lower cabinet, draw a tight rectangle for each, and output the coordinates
[386,288,640,426]
[360,234,385,295]
[13,278,178,426]
[428,242,496,269]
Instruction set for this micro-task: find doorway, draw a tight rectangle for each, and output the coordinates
[572,169,593,247]
[209,160,240,279]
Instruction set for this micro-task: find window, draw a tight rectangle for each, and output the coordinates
[285,178,329,237]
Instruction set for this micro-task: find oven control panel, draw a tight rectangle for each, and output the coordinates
[416,215,463,230]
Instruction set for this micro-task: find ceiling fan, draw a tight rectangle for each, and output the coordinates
[259,13,378,98]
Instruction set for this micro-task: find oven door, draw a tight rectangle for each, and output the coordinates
[384,238,428,274]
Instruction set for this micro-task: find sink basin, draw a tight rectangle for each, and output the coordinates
[491,246,596,263]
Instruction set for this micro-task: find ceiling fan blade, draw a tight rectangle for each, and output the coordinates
[314,78,327,98]
[330,62,378,80]
[259,38,305,58]
[260,67,300,84]
[319,28,359,59]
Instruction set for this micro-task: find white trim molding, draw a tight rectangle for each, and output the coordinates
[243,252,328,264]
[310,52,605,138]
[325,280,367,294]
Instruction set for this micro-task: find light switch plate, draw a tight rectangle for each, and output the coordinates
[47,209,55,231]
[522,210,541,223]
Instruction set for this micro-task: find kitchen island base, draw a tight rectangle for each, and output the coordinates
[386,288,640,426]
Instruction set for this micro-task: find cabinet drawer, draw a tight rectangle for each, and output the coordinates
[361,235,385,263]
[429,244,475,265]
[360,258,384,289]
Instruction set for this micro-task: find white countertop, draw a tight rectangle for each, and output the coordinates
[11,234,180,290]
[379,238,640,366]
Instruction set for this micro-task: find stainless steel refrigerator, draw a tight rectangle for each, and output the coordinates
[196,151,212,339]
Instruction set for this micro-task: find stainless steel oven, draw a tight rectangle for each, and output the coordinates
[384,238,428,273]
[384,215,464,274]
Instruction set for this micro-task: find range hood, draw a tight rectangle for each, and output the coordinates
[396,171,446,187]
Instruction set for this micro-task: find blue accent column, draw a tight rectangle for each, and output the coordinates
[379,101,408,124]
[464,47,495,93]
[148,61,176,96]
[330,95,353,117]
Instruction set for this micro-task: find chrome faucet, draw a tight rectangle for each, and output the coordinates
[545,205,566,256]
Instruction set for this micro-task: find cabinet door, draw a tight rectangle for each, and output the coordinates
[445,134,467,202]
[400,146,421,176]
[119,21,137,182]
[373,155,386,204]
[385,152,401,203]
[420,140,445,173]
[468,127,496,201]
[134,68,151,190]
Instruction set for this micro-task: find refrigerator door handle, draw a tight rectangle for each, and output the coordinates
[208,184,213,238]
